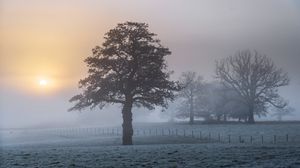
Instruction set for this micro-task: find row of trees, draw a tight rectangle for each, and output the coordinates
[69,22,290,145]
[175,50,290,124]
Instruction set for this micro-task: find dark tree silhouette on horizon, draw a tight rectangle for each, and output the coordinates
[69,22,179,145]
[216,50,290,123]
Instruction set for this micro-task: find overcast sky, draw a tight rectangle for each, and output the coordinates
[1,0,300,128]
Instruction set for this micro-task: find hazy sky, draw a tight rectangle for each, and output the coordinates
[1,0,300,128]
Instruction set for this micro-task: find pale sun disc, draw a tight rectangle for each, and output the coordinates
[39,79,48,86]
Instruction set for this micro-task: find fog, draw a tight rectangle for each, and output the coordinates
[1,0,300,129]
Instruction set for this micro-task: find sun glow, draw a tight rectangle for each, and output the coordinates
[39,79,48,86]
[37,77,52,89]
[35,77,57,93]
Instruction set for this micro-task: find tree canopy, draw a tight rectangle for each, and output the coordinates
[69,22,179,111]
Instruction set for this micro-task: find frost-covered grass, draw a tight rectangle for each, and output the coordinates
[1,122,300,167]
[2,141,300,168]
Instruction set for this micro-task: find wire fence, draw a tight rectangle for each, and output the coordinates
[45,127,300,145]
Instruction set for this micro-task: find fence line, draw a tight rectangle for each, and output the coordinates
[39,127,300,145]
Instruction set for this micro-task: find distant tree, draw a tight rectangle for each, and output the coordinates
[69,22,179,145]
[207,83,228,121]
[176,72,203,124]
[216,50,290,123]
[198,82,235,122]
[225,100,248,122]
[222,89,249,122]
[207,83,269,122]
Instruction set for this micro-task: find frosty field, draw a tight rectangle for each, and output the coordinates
[1,122,300,168]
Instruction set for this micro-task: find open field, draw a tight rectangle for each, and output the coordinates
[1,122,300,168]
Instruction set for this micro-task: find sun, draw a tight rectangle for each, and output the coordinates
[39,79,48,86]
[35,77,56,93]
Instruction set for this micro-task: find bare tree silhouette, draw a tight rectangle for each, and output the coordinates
[216,50,289,123]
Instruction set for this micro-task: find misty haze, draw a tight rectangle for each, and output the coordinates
[1,0,300,168]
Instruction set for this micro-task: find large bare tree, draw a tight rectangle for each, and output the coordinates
[216,50,289,123]
[69,22,179,145]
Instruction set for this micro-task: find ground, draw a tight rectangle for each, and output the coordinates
[1,122,300,168]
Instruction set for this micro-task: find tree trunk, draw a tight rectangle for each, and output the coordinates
[247,105,255,124]
[189,97,194,124]
[122,98,133,145]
